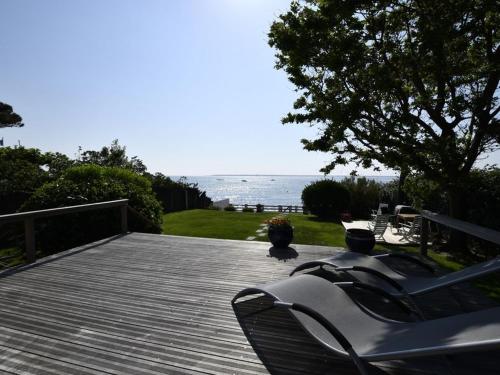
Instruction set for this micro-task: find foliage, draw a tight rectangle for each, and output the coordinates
[224,204,236,211]
[242,207,255,213]
[150,173,212,212]
[404,168,500,258]
[403,174,447,211]
[339,177,384,219]
[78,139,147,174]
[301,179,350,218]
[0,147,73,213]
[466,169,500,230]
[269,0,499,218]
[21,165,162,254]
[256,203,264,213]
[0,102,23,128]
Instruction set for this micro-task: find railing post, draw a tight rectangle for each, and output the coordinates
[121,205,128,234]
[25,218,36,263]
[420,217,429,256]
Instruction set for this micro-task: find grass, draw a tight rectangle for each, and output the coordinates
[162,210,276,240]
[0,247,24,269]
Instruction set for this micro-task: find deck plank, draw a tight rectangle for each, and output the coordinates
[0,232,499,374]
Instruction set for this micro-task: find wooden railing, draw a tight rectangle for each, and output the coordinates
[232,204,306,213]
[0,199,129,264]
[420,210,500,256]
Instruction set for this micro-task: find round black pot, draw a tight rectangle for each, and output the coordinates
[345,228,375,254]
[268,225,293,248]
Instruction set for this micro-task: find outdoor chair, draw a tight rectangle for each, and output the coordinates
[400,215,422,243]
[232,274,500,375]
[367,214,390,241]
[290,251,500,316]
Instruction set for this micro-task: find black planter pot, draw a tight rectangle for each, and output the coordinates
[345,228,375,254]
[268,225,293,248]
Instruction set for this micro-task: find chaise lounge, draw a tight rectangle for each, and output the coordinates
[232,274,500,375]
[289,252,500,308]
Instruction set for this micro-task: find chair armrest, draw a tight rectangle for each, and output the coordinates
[374,253,435,274]
[334,281,423,320]
[336,266,406,292]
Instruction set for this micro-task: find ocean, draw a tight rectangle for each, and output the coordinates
[171,175,396,206]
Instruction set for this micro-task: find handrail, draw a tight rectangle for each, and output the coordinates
[0,199,129,264]
[0,199,129,224]
[419,210,500,255]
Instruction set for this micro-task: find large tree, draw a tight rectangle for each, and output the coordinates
[78,139,147,174]
[269,0,499,219]
[0,102,23,128]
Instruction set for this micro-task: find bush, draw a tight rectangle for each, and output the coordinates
[242,207,254,213]
[256,203,264,213]
[301,180,350,219]
[339,177,384,219]
[403,175,446,212]
[150,173,212,212]
[403,169,500,259]
[224,204,236,211]
[0,147,73,214]
[21,165,163,255]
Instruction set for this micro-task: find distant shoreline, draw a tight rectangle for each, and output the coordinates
[209,174,399,177]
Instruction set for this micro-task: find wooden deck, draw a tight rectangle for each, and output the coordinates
[0,232,498,374]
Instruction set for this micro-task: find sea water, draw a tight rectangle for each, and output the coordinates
[171,175,396,206]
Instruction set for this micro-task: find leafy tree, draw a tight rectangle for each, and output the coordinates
[0,102,23,128]
[0,147,73,213]
[78,139,147,174]
[269,0,499,222]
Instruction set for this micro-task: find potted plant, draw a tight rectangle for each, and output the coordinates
[266,216,293,248]
[345,228,375,254]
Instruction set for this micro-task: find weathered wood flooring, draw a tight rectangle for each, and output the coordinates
[0,232,498,374]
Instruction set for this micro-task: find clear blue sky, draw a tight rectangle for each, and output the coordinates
[1,0,497,176]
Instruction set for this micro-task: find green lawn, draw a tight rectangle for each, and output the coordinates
[162,209,417,251]
[0,247,24,269]
[162,210,276,240]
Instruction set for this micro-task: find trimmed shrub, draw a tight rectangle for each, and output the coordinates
[242,207,255,213]
[224,204,236,211]
[301,180,350,219]
[21,165,163,255]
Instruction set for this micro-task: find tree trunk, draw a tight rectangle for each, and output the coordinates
[447,188,468,253]
[397,170,409,204]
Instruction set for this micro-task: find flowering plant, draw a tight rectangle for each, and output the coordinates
[266,216,291,228]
